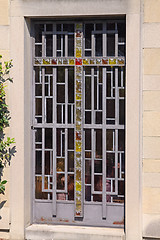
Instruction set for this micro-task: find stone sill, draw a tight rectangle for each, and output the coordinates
[25,224,125,240]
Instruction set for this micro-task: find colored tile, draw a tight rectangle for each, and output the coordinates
[51,59,57,65]
[76,131,81,141]
[83,59,90,65]
[76,169,81,181]
[76,48,82,58]
[63,58,68,64]
[76,39,82,47]
[76,181,82,191]
[76,141,82,152]
[69,59,75,65]
[96,59,101,64]
[118,58,125,65]
[76,23,82,30]
[58,59,62,64]
[102,58,108,64]
[76,80,82,93]
[76,122,81,131]
[76,58,82,65]
[43,59,50,64]
[35,59,41,64]
[76,93,82,100]
[109,58,116,65]
[76,101,81,108]
[76,157,81,168]
[90,59,95,64]
[76,66,82,72]
[76,31,82,38]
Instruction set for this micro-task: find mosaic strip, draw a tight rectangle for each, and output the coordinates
[34,57,125,66]
[75,22,83,218]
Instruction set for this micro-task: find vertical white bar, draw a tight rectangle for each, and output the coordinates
[102,67,106,219]
[65,34,68,57]
[91,68,94,124]
[91,129,94,197]
[103,22,107,57]
[65,128,68,193]
[42,128,45,191]
[115,23,118,57]
[65,68,68,124]
[42,68,45,124]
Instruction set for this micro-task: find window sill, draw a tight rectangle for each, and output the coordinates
[25,224,125,240]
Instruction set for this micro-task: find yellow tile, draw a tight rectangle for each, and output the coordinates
[143,159,160,173]
[143,187,160,214]
[143,137,160,159]
[143,112,160,136]
[143,91,160,111]
[144,49,160,75]
[144,0,160,22]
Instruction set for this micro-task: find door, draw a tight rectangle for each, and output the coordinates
[33,20,125,227]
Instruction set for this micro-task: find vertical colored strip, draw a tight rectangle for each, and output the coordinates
[75,23,83,218]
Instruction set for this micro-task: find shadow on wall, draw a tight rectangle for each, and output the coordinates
[144,218,160,238]
[0,200,6,220]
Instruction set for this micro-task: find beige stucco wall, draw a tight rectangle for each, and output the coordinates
[0,0,11,236]
[143,0,160,238]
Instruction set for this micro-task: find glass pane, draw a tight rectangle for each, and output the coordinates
[85,160,91,184]
[45,151,51,175]
[68,35,74,56]
[85,77,91,109]
[46,35,53,57]
[94,160,102,173]
[118,130,125,151]
[85,111,91,124]
[35,84,42,96]
[46,98,53,123]
[35,128,42,142]
[63,24,74,32]
[68,174,74,200]
[96,130,102,159]
[118,180,124,195]
[68,128,74,149]
[68,151,74,172]
[57,85,65,103]
[35,151,42,174]
[118,45,125,57]
[46,24,52,31]
[106,153,115,178]
[119,99,125,124]
[85,129,91,150]
[94,175,102,191]
[96,23,102,30]
[35,24,44,43]
[68,67,74,103]
[57,67,65,83]
[106,99,115,118]
[35,98,42,115]
[45,128,52,149]
[57,174,65,190]
[95,34,102,56]
[117,22,125,43]
[85,24,94,50]
[85,186,91,201]
[95,112,102,124]
[35,176,48,199]
[106,130,115,151]
[107,34,115,56]
[35,45,42,57]
[57,158,65,172]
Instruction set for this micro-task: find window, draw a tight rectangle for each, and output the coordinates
[33,19,125,227]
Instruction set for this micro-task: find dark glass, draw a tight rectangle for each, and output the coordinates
[35,151,42,174]
[106,99,115,118]
[35,67,41,83]
[85,160,91,184]
[56,24,61,31]
[68,174,74,200]
[94,160,102,173]
[106,153,115,178]
[35,98,42,115]
[68,68,74,103]
[93,194,102,202]
[119,99,125,124]
[85,129,91,150]
[68,151,74,172]
[95,112,102,124]
[68,128,74,149]
[35,128,42,142]
[68,35,74,56]
[118,130,125,151]
[85,76,91,109]
[56,129,65,156]
[57,105,62,123]
[57,158,65,172]
[57,174,65,190]
[118,45,125,57]
[96,23,102,30]
[46,24,52,31]
[35,176,48,199]
[46,98,53,123]
[118,180,124,195]
[85,111,91,124]
[85,186,91,201]
[35,24,44,43]
[106,73,111,97]
[96,130,102,159]
[117,22,126,43]
[63,24,74,32]
[94,175,102,191]
[57,67,65,83]
[57,35,61,52]
[95,34,102,56]
[106,130,114,151]
[45,151,50,175]
[57,85,65,103]
[35,84,42,96]
[107,22,115,30]
[46,35,53,57]
[107,34,115,56]
[45,128,52,149]
[35,45,42,57]
[85,24,94,50]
